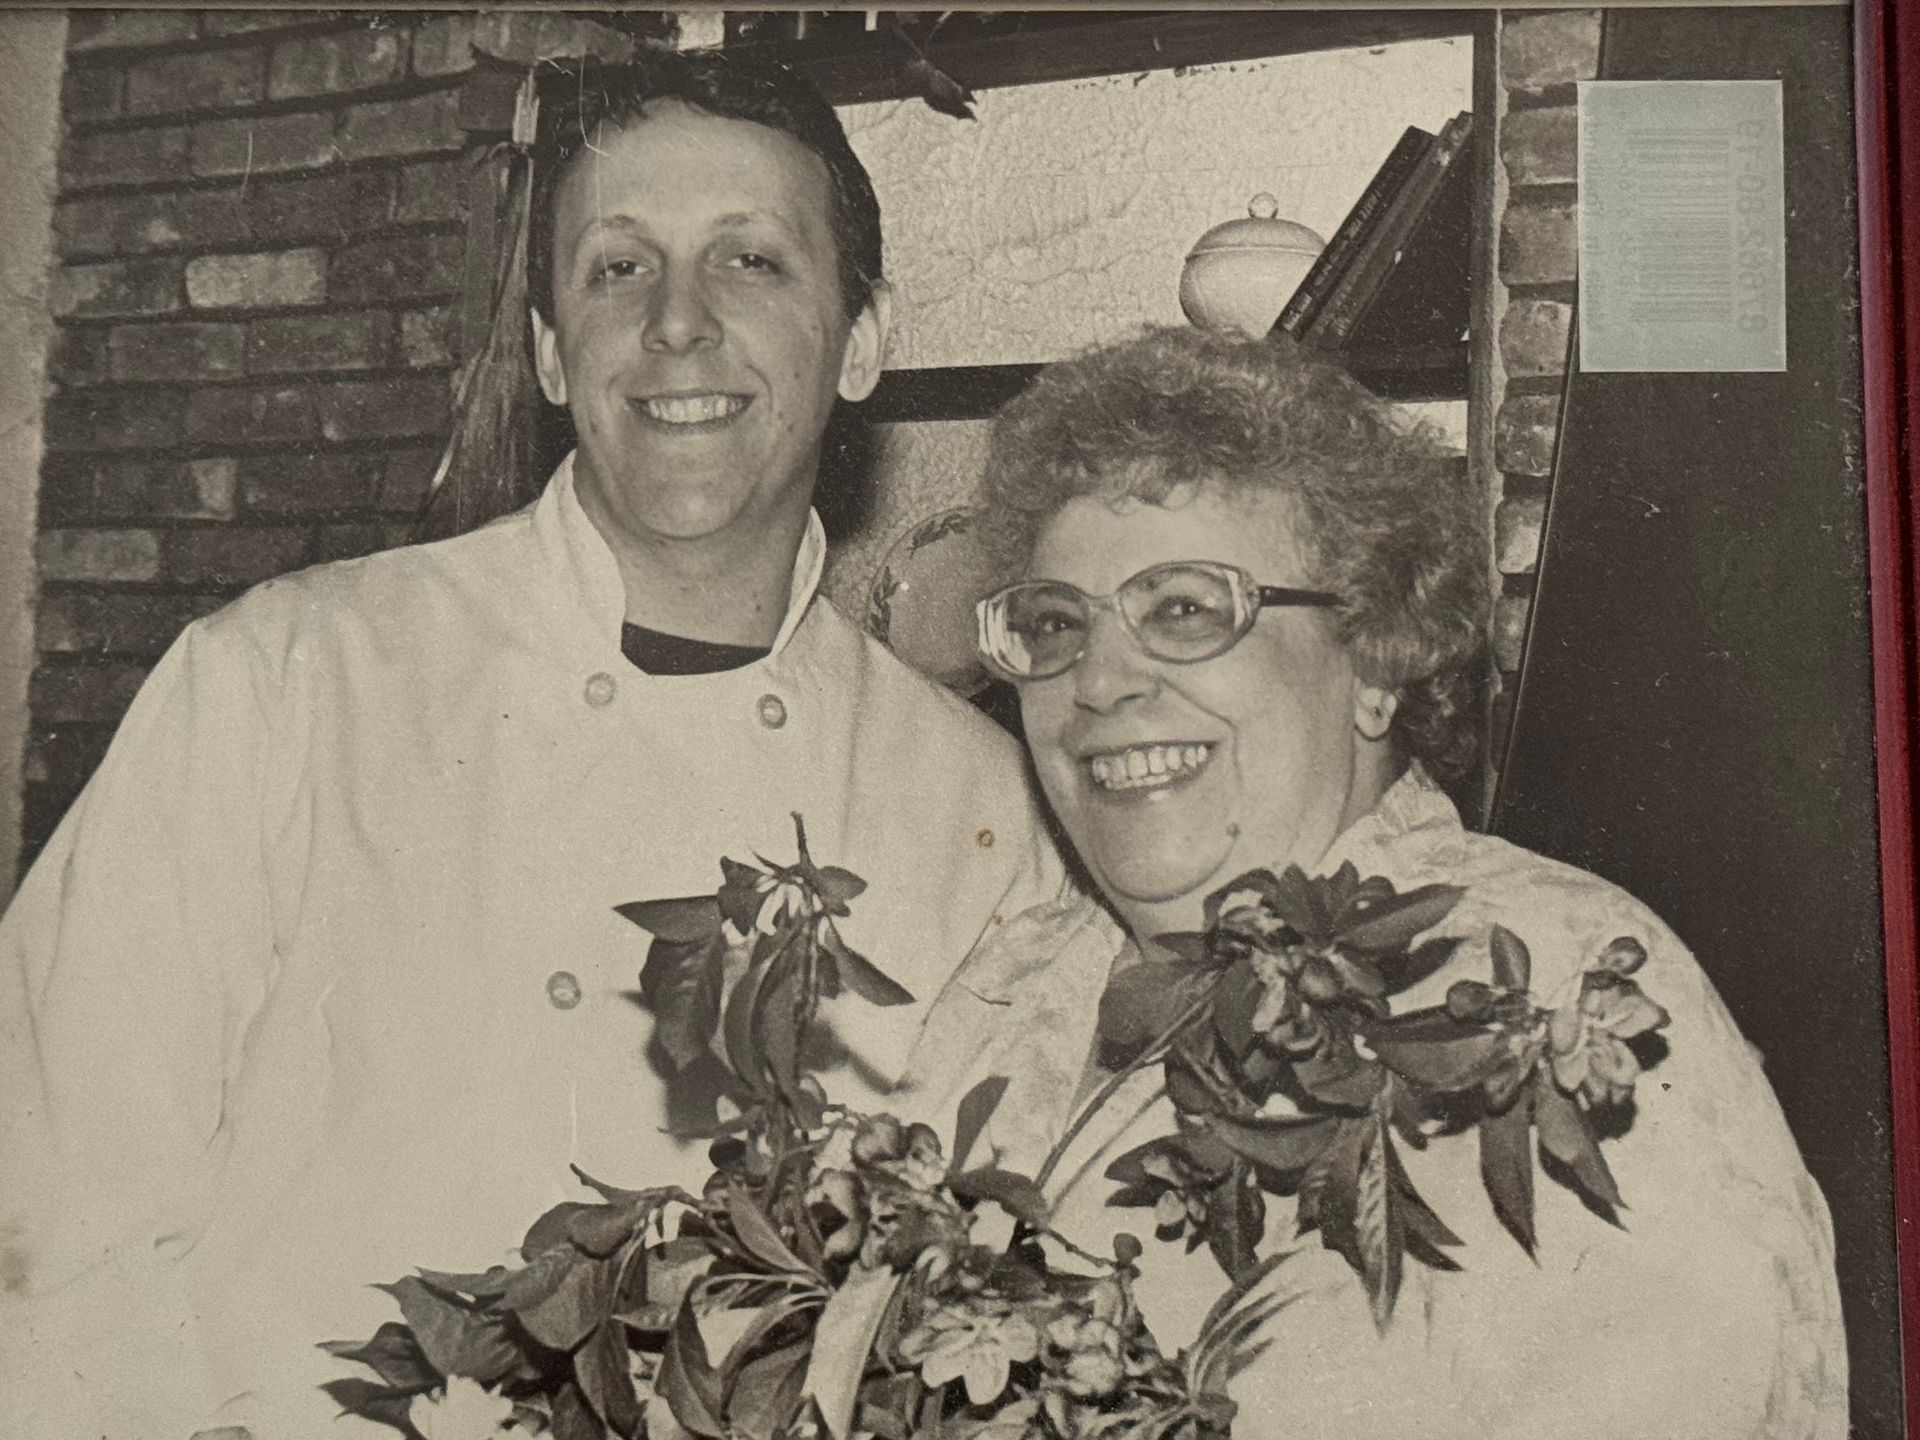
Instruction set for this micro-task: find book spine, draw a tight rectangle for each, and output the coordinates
[1274,126,1432,337]
[1310,113,1473,348]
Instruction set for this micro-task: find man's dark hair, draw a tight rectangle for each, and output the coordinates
[526,50,884,322]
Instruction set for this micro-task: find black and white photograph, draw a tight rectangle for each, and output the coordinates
[0,4,1911,1438]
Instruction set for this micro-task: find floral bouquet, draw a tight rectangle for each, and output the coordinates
[1087,865,1670,1326]
[327,823,1669,1439]
[324,819,1274,1440]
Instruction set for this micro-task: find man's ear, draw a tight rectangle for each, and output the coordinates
[835,280,892,403]
[530,307,567,408]
[1353,682,1400,742]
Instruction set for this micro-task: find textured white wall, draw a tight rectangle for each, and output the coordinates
[824,41,1472,622]
[0,12,67,901]
[843,39,1473,369]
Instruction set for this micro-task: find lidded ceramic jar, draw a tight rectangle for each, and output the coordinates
[1179,194,1326,338]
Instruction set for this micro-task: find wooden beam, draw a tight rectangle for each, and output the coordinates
[772,11,1479,106]
[865,364,1041,424]
[455,12,1481,134]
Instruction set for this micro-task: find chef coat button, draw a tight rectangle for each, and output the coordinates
[756,693,788,729]
[546,971,582,1010]
[584,672,617,707]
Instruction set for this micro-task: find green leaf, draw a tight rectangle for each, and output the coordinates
[320,1376,427,1429]
[413,1266,515,1302]
[1297,1113,1368,1238]
[521,1205,587,1259]
[1478,1093,1537,1256]
[1189,1250,1297,1398]
[1104,1136,1181,1188]
[819,920,914,1008]
[949,1075,1010,1171]
[576,1318,643,1438]
[569,1204,639,1259]
[553,1380,610,1440]
[719,858,768,933]
[1171,1125,1238,1177]
[1362,1010,1513,1091]
[514,1251,616,1352]
[1489,924,1532,991]
[319,1321,440,1390]
[373,1276,520,1382]
[946,1167,1048,1225]
[725,1186,814,1275]
[1164,1049,1222,1116]
[572,1167,681,1210]
[1382,1131,1462,1268]
[1211,958,1263,1059]
[618,896,722,944]
[715,1294,816,1384]
[1355,1114,1404,1330]
[723,948,772,1093]
[803,1264,900,1440]
[1336,883,1464,955]
[726,1340,811,1440]
[1150,930,1210,966]
[1203,1163,1265,1280]
[1097,961,1214,1066]
[657,1296,727,1438]
[815,865,868,911]
[1205,1112,1339,1175]
[1373,934,1462,996]
[640,1238,713,1321]
[1267,866,1329,940]
[1292,1033,1382,1112]
[640,935,728,1073]
[1534,1074,1625,1216]
[751,948,807,1106]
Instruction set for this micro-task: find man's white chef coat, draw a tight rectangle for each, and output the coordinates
[0,454,1065,1438]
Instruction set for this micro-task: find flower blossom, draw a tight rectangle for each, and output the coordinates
[407,1377,519,1440]
[1046,1312,1127,1398]
[898,1294,1041,1406]
[752,872,818,935]
[806,1167,867,1261]
[1548,968,1669,1107]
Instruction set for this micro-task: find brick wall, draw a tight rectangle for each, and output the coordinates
[1486,10,1601,765]
[25,9,636,871]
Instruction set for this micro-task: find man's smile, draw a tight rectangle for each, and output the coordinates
[632,392,751,426]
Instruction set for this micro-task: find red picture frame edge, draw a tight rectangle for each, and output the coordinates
[1856,0,1920,1428]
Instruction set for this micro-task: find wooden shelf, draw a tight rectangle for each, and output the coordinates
[456,11,1481,137]
[865,365,1040,424]
[861,344,1465,427]
[731,10,1481,107]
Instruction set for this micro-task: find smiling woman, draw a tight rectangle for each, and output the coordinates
[898,324,1848,1440]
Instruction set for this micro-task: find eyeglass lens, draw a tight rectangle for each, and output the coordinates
[995,563,1249,677]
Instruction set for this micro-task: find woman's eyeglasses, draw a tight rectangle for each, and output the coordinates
[975,560,1340,682]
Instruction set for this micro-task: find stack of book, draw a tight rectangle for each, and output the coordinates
[1274,111,1476,355]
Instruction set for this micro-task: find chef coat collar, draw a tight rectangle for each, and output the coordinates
[530,450,828,663]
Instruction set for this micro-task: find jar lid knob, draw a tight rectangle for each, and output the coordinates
[1248,192,1280,220]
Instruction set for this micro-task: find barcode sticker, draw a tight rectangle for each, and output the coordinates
[1578,80,1786,373]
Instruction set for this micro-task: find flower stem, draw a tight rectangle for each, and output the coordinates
[1033,979,1226,1193]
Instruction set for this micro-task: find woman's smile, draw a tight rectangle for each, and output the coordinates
[1083,741,1216,794]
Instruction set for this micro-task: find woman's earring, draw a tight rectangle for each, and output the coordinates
[1356,687,1399,740]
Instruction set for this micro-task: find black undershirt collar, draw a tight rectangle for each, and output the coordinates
[620,622,772,676]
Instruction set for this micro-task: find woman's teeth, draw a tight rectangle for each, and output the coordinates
[1087,743,1213,792]
[641,394,746,424]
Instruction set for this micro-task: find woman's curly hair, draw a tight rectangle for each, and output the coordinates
[978,325,1493,784]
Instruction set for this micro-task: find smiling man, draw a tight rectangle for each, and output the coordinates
[0,51,1063,1438]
